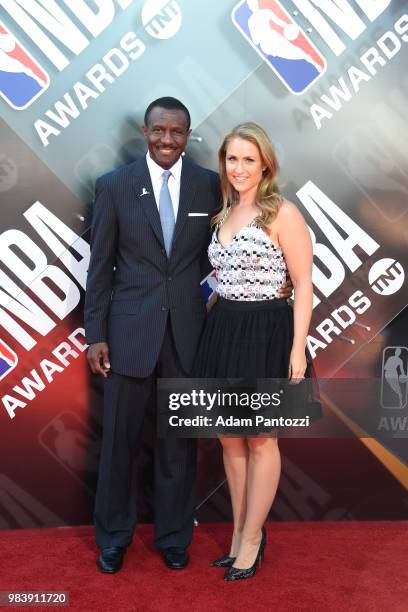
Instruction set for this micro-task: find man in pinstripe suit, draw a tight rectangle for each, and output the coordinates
[84,97,221,573]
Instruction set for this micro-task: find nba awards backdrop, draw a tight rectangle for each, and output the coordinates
[0,0,407,528]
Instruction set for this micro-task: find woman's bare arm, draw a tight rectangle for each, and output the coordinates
[275,200,313,380]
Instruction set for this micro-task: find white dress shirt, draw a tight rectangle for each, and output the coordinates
[146,152,182,219]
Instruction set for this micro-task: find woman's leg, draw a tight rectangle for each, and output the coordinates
[219,436,248,556]
[234,436,281,568]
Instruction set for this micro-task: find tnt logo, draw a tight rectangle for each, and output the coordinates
[201,270,217,304]
[0,22,49,110]
[0,339,18,381]
[232,0,326,95]
[142,0,182,40]
[368,258,405,296]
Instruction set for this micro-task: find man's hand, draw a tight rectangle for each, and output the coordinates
[279,278,293,300]
[206,292,218,313]
[87,342,111,378]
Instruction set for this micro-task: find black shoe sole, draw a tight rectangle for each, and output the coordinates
[164,562,188,570]
[97,560,123,573]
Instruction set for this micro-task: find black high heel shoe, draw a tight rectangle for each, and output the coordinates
[223,527,266,581]
[211,530,243,567]
[210,554,236,568]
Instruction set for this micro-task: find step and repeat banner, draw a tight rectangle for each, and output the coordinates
[0,0,407,528]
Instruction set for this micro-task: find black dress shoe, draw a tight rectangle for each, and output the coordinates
[163,547,189,569]
[97,546,125,573]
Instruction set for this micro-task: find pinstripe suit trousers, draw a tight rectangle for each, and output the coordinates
[94,320,197,549]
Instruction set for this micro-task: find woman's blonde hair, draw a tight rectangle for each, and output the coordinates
[212,122,282,229]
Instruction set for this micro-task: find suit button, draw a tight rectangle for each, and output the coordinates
[167,277,172,281]
[161,248,166,255]
[161,306,168,311]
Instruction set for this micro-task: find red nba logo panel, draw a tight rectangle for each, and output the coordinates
[0,21,50,110]
[232,0,326,94]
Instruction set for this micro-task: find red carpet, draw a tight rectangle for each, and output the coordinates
[1,522,407,611]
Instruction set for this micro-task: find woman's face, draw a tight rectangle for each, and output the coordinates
[225,137,265,197]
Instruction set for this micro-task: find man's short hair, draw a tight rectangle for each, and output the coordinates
[144,97,191,130]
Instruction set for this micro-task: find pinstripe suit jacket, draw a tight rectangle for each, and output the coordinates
[84,156,221,377]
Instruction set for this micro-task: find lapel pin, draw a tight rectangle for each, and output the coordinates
[140,187,150,197]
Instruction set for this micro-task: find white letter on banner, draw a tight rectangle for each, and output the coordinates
[348,67,371,92]
[306,335,327,359]
[291,0,366,56]
[73,82,99,110]
[0,230,80,319]
[377,31,401,60]
[2,395,27,419]
[13,370,45,400]
[23,202,90,289]
[45,94,80,128]
[103,48,129,77]
[33,120,60,148]
[310,104,332,129]
[39,358,64,383]
[320,78,352,110]
[62,0,115,38]
[0,269,55,349]
[354,0,391,22]
[308,227,345,307]
[120,32,146,60]
[297,182,380,272]
[116,0,134,8]
[395,15,408,42]
[1,0,90,70]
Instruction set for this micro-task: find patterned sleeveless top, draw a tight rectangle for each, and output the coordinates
[208,210,288,301]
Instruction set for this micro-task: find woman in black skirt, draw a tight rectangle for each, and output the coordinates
[194,123,319,581]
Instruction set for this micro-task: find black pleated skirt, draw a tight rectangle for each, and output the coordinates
[193,297,321,421]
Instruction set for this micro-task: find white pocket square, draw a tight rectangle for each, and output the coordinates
[188,212,208,217]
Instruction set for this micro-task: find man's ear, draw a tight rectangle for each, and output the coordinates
[186,128,192,139]
[142,124,148,137]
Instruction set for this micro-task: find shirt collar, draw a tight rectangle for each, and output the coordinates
[146,151,182,184]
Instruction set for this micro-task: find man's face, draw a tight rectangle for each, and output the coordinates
[143,106,191,169]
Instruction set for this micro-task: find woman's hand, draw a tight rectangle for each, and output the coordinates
[288,348,306,384]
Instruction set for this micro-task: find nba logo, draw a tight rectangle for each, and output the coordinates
[0,21,49,110]
[201,270,217,304]
[232,0,326,95]
[39,411,101,494]
[0,339,18,381]
[380,346,408,410]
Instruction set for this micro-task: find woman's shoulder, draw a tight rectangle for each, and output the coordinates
[277,198,302,218]
[269,199,305,229]
[264,200,308,248]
